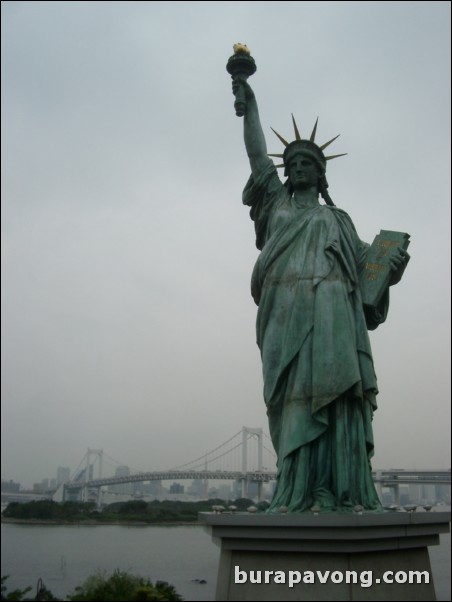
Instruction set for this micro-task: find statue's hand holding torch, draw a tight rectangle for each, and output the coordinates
[226,43,257,117]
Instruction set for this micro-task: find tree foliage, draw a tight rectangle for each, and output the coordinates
[2,571,182,602]
[1,576,32,601]
[2,501,96,521]
[3,497,257,523]
[67,570,182,601]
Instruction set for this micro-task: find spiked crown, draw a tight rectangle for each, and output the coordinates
[268,115,346,177]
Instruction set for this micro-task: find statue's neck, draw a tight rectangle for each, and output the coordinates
[292,189,320,209]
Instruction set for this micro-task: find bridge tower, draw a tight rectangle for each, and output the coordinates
[82,448,103,505]
[241,427,263,500]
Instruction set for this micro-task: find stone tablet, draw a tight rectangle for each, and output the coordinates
[361,230,410,310]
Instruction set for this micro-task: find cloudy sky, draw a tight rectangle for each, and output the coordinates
[2,1,450,488]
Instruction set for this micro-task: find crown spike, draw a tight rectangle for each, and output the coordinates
[320,134,340,151]
[270,127,289,147]
[310,117,318,142]
[267,153,284,158]
[291,114,301,140]
[275,163,285,168]
[325,153,348,161]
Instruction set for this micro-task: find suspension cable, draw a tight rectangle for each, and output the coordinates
[167,430,243,470]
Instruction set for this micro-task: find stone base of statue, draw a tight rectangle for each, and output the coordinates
[199,511,450,601]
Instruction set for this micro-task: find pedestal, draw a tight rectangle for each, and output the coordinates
[199,511,450,601]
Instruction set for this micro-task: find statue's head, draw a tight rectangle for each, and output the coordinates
[283,140,326,180]
[283,141,329,200]
[268,116,346,206]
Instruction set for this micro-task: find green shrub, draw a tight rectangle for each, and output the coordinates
[67,569,182,601]
[1,575,32,601]
[1,575,58,601]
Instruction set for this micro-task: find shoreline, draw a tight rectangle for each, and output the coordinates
[1,517,199,526]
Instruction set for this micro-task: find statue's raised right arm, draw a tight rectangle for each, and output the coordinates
[232,77,272,178]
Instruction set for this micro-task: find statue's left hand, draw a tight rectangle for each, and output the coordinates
[389,247,410,285]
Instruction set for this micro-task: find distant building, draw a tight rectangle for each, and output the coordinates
[57,467,71,485]
[188,479,208,498]
[141,480,165,496]
[115,466,130,478]
[208,486,219,498]
[217,484,233,500]
[246,481,260,500]
[110,466,132,494]
[1,479,20,493]
[169,482,184,494]
[435,483,451,504]
[32,479,50,492]
[232,480,242,499]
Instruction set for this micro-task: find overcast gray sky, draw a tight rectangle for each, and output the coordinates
[2,1,451,488]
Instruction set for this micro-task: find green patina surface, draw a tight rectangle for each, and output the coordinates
[227,46,409,513]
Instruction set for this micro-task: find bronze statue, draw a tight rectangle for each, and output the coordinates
[227,46,409,513]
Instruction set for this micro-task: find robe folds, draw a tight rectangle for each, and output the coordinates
[243,163,388,512]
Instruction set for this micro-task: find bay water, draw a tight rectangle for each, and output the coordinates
[1,522,450,600]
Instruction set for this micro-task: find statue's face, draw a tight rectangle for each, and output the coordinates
[287,153,320,190]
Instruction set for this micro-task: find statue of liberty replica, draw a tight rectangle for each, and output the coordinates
[227,44,410,513]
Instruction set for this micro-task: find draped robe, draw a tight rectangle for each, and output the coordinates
[243,163,388,512]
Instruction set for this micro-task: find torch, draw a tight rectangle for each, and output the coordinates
[226,43,257,117]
